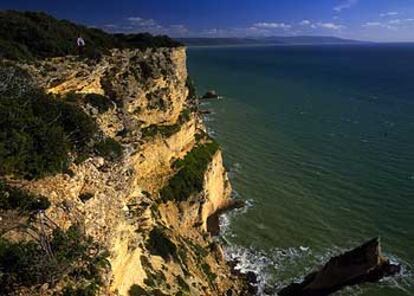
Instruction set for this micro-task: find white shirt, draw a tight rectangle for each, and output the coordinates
[77,37,85,47]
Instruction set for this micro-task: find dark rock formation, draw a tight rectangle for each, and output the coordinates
[229,260,259,295]
[279,238,401,296]
[199,109,212,115]
[202,90,219,99]
[206,199,245,235]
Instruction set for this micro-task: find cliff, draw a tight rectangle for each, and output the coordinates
[0,45,248,295]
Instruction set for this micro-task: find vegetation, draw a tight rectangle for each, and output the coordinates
[129,284,149,296]
[0,181,50,214]
[0,224,110,295]
[0,11,183,61]
[146,227,177,261]
[186,76,197,102]
[0,64,125,178]
[141,109,191,140]
[0,75,98,178]
[141,123,181,140]
[176,276,190,293]
[85,93,113,113]
[160,139,219,202]
[115,32,183,49]
[201,262,217,283]
[95,138,123,161]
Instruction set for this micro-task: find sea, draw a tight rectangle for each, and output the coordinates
[187,44,414,296]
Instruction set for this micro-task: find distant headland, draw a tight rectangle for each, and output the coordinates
[177,36,370,46]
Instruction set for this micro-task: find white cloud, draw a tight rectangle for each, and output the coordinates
[103,24,119,29]
[127,16,157,27]
[297,20,345,30]
[380,11,399,17]
[101,16,189,36]
[389,19,402,25]
[389,18,414,25]
[363,18,414,31]
[316,22,345,30]
[363,22,382,27]
[362,21,395,30]
[334,0,359,12]
[253,22,292,30]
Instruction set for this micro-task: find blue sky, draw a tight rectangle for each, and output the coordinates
[2,0,414,41]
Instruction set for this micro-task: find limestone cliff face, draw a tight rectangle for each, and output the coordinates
[16,48,247,295]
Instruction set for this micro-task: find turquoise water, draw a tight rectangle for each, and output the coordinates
[187,44,414,295]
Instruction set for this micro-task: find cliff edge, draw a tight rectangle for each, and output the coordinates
[0,19,248,295]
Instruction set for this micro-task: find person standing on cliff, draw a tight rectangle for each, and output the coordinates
[77,35,86,55]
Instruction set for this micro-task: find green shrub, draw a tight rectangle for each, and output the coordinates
[176,276,190,292]
[95,138,123,161]
[160,140,219,202]
[179,108,191,123]
[129,285,149,296]
[0,225,109,294]
[146,228,177,261]
[0,89,70,178]
[116,33,183,49]
[0,81,98,178]
[201,263,217,284]
[62,284,100,296]
[85,93,113,113]
[186,76,197,101]
[0,11,183,61]
[52,98,99,148]
[141,124,181,140]
[64,91,83,103]
[0,181,50,213]
[141,109,192,140]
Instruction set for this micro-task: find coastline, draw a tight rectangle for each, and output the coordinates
[194,60,413,294]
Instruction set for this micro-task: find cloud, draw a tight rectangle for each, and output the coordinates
[297,19,345,31]
[199,26,278,37]
[103,24,119,29]
[380,11,399,17]
[334,0,358,12]
[363,22,383,27]
[101,16,189,37]
[127,16,157,27]
[363,18,414,30]
[315,22,346,30]
[101,16,348,38]
[253,22,291,30]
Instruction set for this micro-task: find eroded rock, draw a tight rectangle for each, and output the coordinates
[279,238,401,296]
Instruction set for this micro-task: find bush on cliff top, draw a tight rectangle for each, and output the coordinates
[0,11,183,61]
[160,139,219,202]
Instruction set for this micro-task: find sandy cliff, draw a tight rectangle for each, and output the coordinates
[10,47,247,295]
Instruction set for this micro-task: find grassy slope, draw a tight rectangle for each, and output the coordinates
[0,10,183,61]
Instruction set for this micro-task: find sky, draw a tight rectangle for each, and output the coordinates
[1,0,414,41]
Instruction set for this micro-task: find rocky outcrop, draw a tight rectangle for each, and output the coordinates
[279,238,401,296]
[201,90,219,99]
[7,47,248,295]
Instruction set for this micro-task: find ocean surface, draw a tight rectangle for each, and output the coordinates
[187,44,414,296]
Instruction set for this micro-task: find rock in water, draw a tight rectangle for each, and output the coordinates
[279,238,401,296]
[202,90,219,99]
